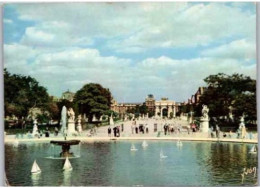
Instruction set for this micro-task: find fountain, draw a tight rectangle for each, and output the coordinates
[110,114,114,125]
[50,106,80,158]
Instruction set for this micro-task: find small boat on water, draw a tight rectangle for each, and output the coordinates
[177,140,183,147]
[131,144,138,151]
[63,157,73,171]
[142,141,148,148]
[31,160,41,174]
[160,150,167,159]
[249,145,257,154]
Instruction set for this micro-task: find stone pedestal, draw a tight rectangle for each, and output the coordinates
[67,120,76,134]
[200,118,209,133]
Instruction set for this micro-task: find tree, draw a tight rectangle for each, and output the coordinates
[197,73,256,127]
[74,83,112,122]
[4,69,50,121]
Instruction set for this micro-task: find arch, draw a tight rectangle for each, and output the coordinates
[161,108,168,117]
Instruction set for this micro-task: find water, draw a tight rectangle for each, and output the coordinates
[5,141,258,186]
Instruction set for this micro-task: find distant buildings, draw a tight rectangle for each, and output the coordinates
[61,90,75,102]
[190,87,206,105]
[112,94,179,118]
[145,94,155,113]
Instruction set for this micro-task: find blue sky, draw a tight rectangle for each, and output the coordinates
[4,2,256,103]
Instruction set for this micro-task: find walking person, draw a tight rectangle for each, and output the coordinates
[135,126,138,134]
[216,125,220,138]
[117,126,120,137]
[145,124,149,134]
[54,127,59,136]
[164,124,167,135]
[108,127,111,137]
[113,126,117,137]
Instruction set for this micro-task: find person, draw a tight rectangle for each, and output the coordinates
[108,127,111,137]
[216,125,220,138]
[210,126,214,138]
[54,127,59,136]
[113,127,117,137]
[192,123,196,132]
[121,124,124,132]
[228,130,232,138]
[145,124,149,134]
[164,124,167,135]
[117,126,120,137]
[131,124,135,134]
[154,123,157,132]
[45,127,50,137]
[135,126,138,134]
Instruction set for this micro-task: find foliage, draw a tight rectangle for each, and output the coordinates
[74,83,112,122]
[4,69,50,119]
[197,73,256,126]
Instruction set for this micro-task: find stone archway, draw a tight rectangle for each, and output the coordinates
[155,99,176,118]
[162,108,168,117]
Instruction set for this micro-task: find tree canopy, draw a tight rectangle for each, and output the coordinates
[4,69,50,119]
[74,83,112,122]
[197,73,256,126]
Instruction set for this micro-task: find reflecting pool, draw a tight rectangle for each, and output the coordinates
[5,141,258,186]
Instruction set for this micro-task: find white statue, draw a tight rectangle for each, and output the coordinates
[67,108,75,121]
[202,105,209,119]
[77,115,82,133]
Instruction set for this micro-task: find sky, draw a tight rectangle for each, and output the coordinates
[3,2,256,103]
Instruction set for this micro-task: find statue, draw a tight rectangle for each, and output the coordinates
[67,108,75,121]
[202,105,209,119]
[200,105,209,133]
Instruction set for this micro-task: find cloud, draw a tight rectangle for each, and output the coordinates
[4,3,256,103]
[201,39,255,60]
[4,43,256,102]
[10,3,255,52]
[4,19,13,24]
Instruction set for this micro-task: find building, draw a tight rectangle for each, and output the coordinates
[111,97,141,116]
[155,98,177,118]
[145,94,155,113]
[61,90,75,102]
[193,87,206,104]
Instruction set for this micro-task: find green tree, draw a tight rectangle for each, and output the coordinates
[197,73,256,126]
[4,69,50,120]
[74,83,112,122]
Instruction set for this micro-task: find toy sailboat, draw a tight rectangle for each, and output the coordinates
[160,150,167,159]
[142,140,148,148]
[249,145,257,154]
[31,160,41,174]
[63,157,73,171]
[177,140,183,147]
[131,144,138,151]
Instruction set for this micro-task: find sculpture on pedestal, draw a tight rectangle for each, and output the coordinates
[32,119,39,137]
[200,105,210,133]
[67,108,76,134]
[77,115,83,134]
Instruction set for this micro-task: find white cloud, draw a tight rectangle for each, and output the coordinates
[201,39,256,60]
[4,19,13,24]
[4,43,256,102]
[12,3,255,52]
[4,3,256,103]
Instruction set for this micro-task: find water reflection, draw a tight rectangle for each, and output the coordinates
[31,173,41,186]
[63,170,72,186]
[5,141,258,186]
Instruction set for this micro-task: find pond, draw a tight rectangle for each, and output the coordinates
[5,140,258,186]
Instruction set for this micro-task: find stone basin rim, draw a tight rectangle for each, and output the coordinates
[50,140,81,145]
